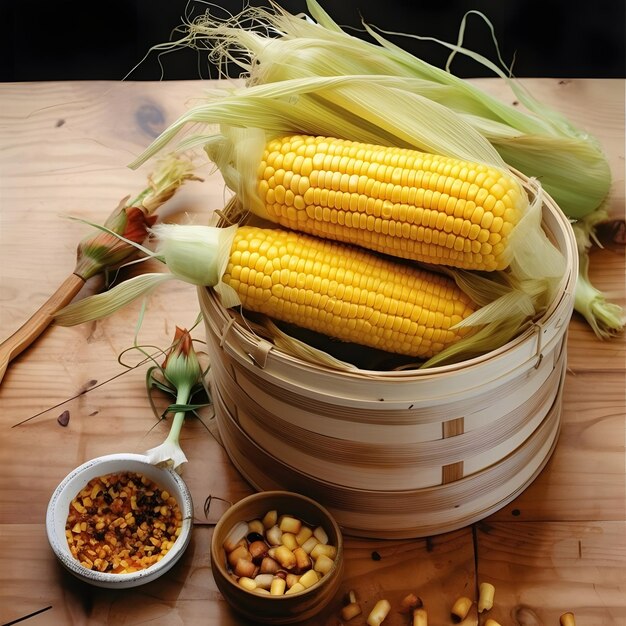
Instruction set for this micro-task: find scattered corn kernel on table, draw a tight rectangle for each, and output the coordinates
[0,79,624,625]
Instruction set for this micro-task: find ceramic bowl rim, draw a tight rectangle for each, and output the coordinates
[46,452,194,587]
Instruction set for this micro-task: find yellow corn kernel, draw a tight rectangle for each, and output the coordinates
[257,135,525,271]
[560,613,576,626]
[238,576,257,591]
[341,591,362,621]
[295,526,313,545]
[451,596,473,621]
[367,599,391,626]
[341,602,362,621]
[300,536,319,554]
[262,509,278,529]
[270,576,286,595]
[285,572,300,588]
[298,569,319,588]
[247,519,265,536]
[281,532,298,551]
[72,500,86,514]
[273,545,297,570]
[412,608,428,626]
[312,525,329,544]
[313,553,335,575]
[285,582,306,595]
[278,515,302,534]
[310,542,336,561]
[234,558,257,578]
[293,546,311,572]
[478,582,495,612]
[222,226,477,359]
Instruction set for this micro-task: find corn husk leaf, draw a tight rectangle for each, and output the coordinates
[130,0,621,338]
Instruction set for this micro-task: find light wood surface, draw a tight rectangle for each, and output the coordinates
[0,79,624,625]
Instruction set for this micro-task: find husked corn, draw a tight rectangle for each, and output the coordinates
[223,226,477,359]
[256,135,526,271]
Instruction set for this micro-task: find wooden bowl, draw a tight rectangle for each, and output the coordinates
[46,453,194,589]
[210,490,344,624]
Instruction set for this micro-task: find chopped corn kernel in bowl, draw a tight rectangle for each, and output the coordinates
[46,453,193,589]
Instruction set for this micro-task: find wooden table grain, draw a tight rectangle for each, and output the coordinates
[0,79,624,626]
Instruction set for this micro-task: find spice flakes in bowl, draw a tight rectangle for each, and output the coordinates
[47,453,193,589]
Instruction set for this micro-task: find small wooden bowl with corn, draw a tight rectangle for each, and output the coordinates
[210,490,344,624]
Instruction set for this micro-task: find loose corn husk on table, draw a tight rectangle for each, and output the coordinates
[0,154,199,385]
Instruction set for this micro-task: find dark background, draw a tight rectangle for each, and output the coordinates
[1,0,624,82]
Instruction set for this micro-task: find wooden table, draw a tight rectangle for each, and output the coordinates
[0,79,624,625]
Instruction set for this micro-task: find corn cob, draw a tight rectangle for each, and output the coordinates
[221,225,477,358]
[213,134,527,272]
[54,221,539,367]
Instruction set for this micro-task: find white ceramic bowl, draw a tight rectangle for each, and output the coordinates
[46,453,194,589]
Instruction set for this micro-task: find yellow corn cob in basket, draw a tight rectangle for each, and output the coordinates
[207,129,565,287]
[55,220,539,367]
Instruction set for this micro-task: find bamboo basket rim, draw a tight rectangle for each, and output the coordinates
[206,178,578,380]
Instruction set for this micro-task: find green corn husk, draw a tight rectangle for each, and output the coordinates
[141,0,621,338]
[172,0,611,219]
[125,76,566,346]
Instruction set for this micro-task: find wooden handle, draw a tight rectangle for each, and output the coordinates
[0,273,85,384]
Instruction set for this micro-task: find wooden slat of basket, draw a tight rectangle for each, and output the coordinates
[212,364,564,538]
[206,307,564,429]
[219,334,563,438]
[219,349,560,465]
[212,346,563,490]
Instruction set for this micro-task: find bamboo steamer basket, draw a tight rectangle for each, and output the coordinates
[200,182,577,539]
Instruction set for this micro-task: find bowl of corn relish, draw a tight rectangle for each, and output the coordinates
[46,453,193,588]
